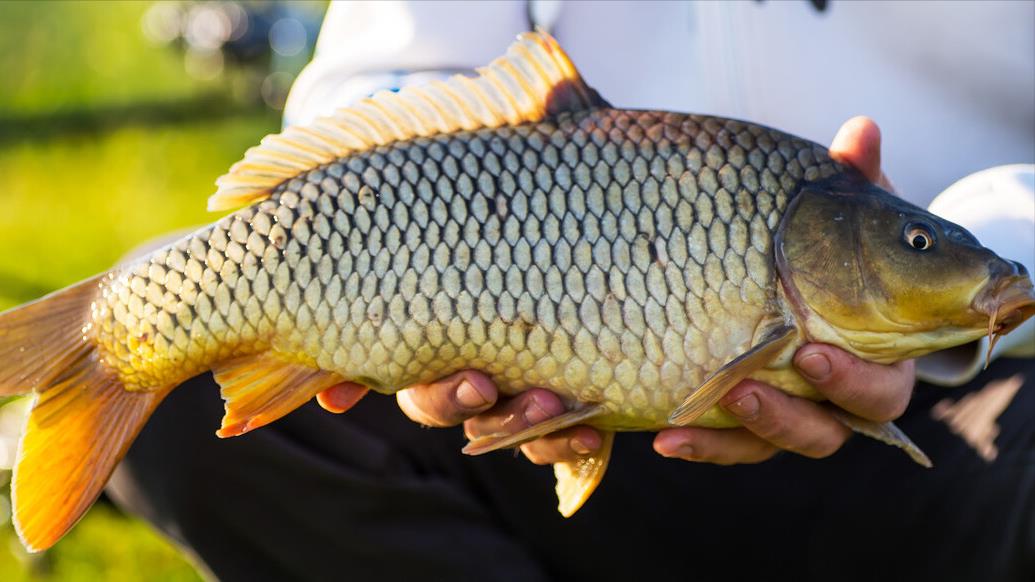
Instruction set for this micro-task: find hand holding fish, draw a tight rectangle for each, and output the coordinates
[350,117,915,466]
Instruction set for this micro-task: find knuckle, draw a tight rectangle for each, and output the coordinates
[823,368,852,393]
[826,372,865,404]
[523,387,563,408]
[512,390,542,408]
[749,412,792,443]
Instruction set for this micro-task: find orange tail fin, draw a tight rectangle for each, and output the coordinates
[0,277,168,551]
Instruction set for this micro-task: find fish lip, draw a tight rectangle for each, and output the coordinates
[973,275,1035,368]
[975,275,1035,337]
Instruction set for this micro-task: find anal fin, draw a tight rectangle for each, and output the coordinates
[13,360,167,552]
[462,404,607,455]
[669,324,797,425]
[830,407,933,468]
[555,430,615,517]
[212,353,362,438]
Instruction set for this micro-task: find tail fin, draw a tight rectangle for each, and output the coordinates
[13,368,166,552]
[0,276,103,395]
[0,277,168,551]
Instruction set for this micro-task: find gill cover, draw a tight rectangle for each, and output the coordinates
[775,175,1007,361]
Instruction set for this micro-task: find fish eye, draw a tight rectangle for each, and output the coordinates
[904,222,935,251]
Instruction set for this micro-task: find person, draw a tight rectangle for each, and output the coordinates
[108,2,1035,581]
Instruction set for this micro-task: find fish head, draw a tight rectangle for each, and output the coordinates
[776,173,1035,363]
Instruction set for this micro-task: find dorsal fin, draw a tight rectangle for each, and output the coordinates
[209,30,607,211]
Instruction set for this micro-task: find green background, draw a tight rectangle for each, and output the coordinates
[0,1,317,579]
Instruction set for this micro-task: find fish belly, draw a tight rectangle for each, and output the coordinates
[92,109,841,429]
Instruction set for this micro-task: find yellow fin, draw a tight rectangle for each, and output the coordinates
[1,272,168,551]
[213,353,353,438]
[830,408,933,468]
[12,362,166,552]
[0,275,105,395]
[462,403,607,455]
[555,430,614,517]
[209,30,606,211]
[669,324,798,425]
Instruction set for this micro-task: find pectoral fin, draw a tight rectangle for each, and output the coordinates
[669,324,798,425]
[555,430,615,517]
[830,408,933,468]
[462,404,607,455]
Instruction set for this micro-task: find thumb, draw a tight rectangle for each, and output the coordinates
[828,116,893,190]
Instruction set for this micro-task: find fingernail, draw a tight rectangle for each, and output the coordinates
[570,437,593,455]
[725,393,760,419]
[524,400,552,425]
[797,352,832,382]
[456,381,489,409]
[676,444,695,459]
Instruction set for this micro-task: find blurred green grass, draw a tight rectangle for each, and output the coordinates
[0,116,278,304]
[0,1,287,579]
[0,1,221,116]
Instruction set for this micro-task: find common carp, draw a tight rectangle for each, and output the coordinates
[1,31,1033,552]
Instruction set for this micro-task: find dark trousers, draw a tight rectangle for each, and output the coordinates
[108,358,1035,582]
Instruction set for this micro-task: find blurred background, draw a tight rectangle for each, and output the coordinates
[0,0,1032,579]
[0,1,326,579]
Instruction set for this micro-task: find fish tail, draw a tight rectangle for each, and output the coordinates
[0,276,106,396]
[0,276,169,551]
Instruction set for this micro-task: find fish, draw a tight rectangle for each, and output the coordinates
[1,31,1033,552]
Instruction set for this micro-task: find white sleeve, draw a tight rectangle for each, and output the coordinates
[916,165,1035,387]
[284,0,528,127]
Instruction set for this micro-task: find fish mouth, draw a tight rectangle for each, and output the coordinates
[974,275,1035,368]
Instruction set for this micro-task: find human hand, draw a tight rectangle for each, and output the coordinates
[317,369,600,462]
[323,369,599,460]
[315,117,917,466]
[656,116,915,464]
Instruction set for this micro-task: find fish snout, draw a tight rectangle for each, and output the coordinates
[975,271,1035,337]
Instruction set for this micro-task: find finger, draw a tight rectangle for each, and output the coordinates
[829,116,882,183]
[794,344,915,423]
[395,370,498,427]
[719,380,852,459]
[653,427,778,465]
[316,382,369,413]
[828,116,895,191]
[463,388,566,440]
[519,426,603,465]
